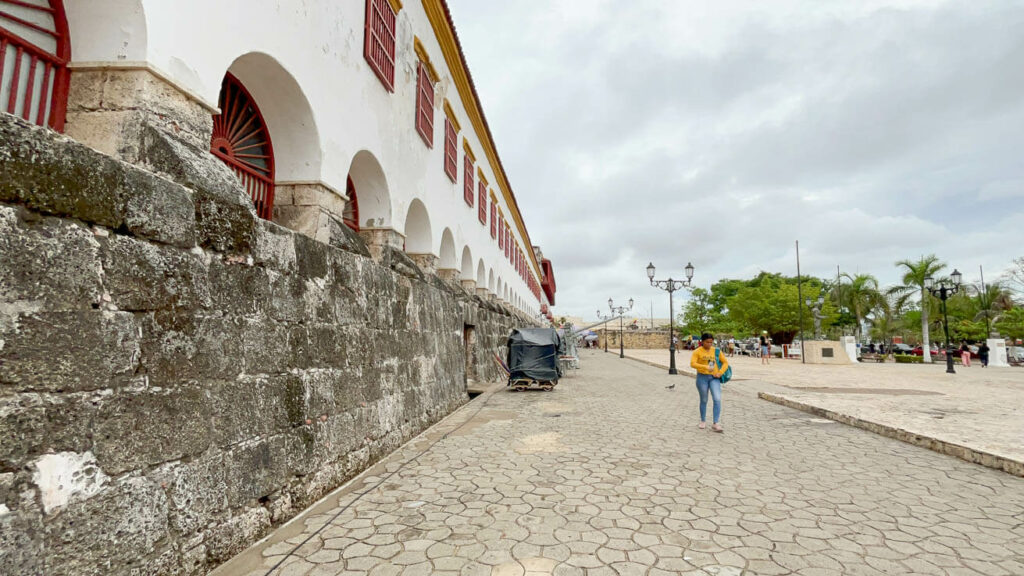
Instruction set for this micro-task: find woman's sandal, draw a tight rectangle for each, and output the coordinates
[712,423,724,433]
[698,422,706,429]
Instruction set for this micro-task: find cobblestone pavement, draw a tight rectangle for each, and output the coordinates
[213,350,1024,576]
[625,349,1024,468]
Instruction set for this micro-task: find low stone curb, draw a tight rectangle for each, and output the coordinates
[758,392,1024,478]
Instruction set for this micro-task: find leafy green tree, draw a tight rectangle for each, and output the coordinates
[995,308,1024,341]
[891,255,946,363]
[969,282,1014,336]
[679,288,717,335]
[870,293,904,356]
[725,276,833,343]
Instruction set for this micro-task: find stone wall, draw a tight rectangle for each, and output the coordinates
[597,329,671,350]
[0,114,531,576]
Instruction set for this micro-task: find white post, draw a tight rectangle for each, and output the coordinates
[988,339,1009,367]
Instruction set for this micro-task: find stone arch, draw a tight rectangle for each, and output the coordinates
[403,199,432,255]
[496,278,503,301]
[439,228,457,270]
[488,269,495,294]
[225,52,322,183]
[460,246,474,281]
[348,150,391,229]
[476,259,486,288]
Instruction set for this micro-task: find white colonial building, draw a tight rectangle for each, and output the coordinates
[0,0,557,315]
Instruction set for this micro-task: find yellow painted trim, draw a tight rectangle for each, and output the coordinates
[443,99,461,132]
[476,167,489,187]
[413,36,440,83]
[489,190,498,203]
[462,138,476,163]
[421,0,542,282]
[387,0,403,14]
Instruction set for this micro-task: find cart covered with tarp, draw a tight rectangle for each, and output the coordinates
[506,328,563,391]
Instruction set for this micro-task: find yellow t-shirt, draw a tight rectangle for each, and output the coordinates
[691,346,728,376]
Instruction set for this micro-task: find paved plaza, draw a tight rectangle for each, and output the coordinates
[624,349,1024,474]
[213,351,1024,576]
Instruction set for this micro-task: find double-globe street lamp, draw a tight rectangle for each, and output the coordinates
[646,262,695,375]
[608,298,634,358]
[925,268,962,375]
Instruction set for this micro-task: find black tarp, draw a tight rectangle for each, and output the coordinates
[507,328,562,382]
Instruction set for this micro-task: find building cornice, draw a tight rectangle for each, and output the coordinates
[421,0,542,283]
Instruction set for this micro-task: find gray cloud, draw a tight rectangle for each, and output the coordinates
[449,0,1024,319]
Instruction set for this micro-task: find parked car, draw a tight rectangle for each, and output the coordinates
[891,343,914,354]
[1008,346,1024,364]
[910,345,940,356]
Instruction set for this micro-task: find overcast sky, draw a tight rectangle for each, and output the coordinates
[447,0,1024,320]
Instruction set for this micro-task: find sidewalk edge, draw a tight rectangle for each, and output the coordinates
[758,392,1023,478]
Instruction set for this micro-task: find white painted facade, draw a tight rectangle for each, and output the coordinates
[56,0,552,316]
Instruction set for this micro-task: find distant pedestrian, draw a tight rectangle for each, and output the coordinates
[759,331,771,365]
[690,333,728,433]
[959,340,972,367]
[728,337,736,357]
[978,342,989,368]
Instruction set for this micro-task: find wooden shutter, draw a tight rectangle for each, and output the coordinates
[490,202,497,238]
[211,74,276,220]
[477,182,486,224]
[463,156,474,206]
[444,117,457,181]
[415,62,434,147]
[364,0,396,91]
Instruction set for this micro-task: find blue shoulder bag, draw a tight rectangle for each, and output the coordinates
[715,348,732,383]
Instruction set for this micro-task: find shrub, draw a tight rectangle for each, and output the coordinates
[895,355,922,364]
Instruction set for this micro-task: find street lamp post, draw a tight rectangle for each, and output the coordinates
[608,298,634,358]
[596,310,612,353]
[925,269,962,375]
[804,295,826,340]
[646,262,695,375]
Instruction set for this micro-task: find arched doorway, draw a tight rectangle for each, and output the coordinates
[0,0,71,130]
[210,73,275,220]
[343,176,359,232]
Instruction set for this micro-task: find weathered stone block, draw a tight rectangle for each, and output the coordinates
[0,114,197,248]
[0,393,96,468]
[208,374,303,448]
[158,455,229,537]
[207,258,271,317]
[327,214,372,258]
[253,219,297,272]
[100,234,210,311]
[42,476,168,576]
[203,505,271,565]
[93,384,212,475]
[0,206,103,311]
[222,436,294,509]
[0,311,140,393]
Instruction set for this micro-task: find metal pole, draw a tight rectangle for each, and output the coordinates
[619,314,624,358]
[668,288,678,375]
[796,241,805,364]
[836,264,842,336]
[980,265,990,337]
[943,289,955,374]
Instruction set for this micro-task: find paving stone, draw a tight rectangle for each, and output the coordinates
[212,353,1024,576]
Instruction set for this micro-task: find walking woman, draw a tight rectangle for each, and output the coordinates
[759,331,771,365]
[691,333,729,433]
[959,340,972,368]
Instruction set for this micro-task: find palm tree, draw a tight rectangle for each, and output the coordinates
[891,255,946,363]
[971,282,1014,336]
[839,273,881,340]
[870,293,904,359]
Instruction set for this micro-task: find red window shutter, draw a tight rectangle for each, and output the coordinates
[0,0,71,131]
[363,0,396,91]
[211,74,276,220]
[464,157,474,206]
[498,216,504,249]
[490,203,497,238]
[444,118,457,182]
[478,182,487,224]
[415,63,434,147]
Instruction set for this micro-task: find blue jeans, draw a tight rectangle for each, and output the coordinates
[696,374,722,423]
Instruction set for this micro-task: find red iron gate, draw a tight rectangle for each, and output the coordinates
[210,73,276,220]
[0,0,71,131]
